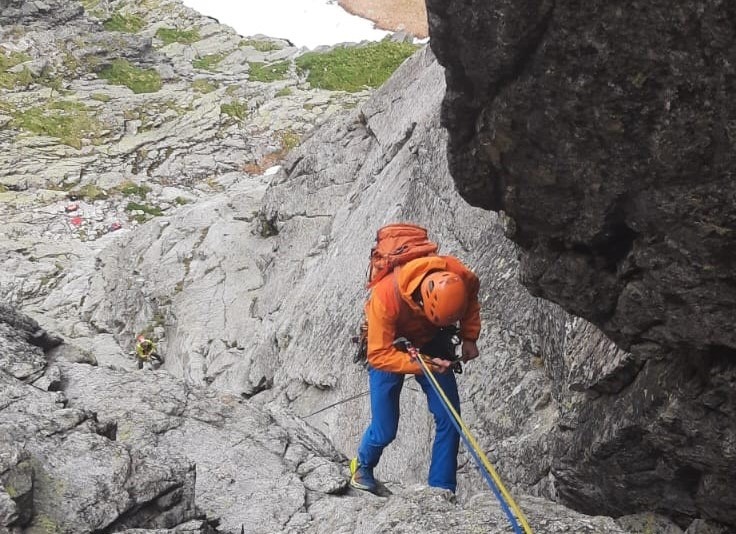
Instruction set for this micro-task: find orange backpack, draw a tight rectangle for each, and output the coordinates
[366,223,438,288]
[353,224,439,365]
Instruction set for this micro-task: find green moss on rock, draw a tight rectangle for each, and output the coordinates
[240,39,282,52]
[193,53,225,71]
[99,59,162,94]
[104,12,145,33]
[192,79,217,93]
[295,40,418,92]
[0,50,32,89]
[220,100,249,121]
[156,27,201,45]
[248,61,289,83]
[70,184,107,201]
[11,101,101,149]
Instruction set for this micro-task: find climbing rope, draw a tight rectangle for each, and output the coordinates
[412,345,533,534]
[305,376,420,418]
[304,389,370,418]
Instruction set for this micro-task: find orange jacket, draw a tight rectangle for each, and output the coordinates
[365,255,481,374]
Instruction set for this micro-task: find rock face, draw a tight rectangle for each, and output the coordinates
[0,305,350,534]
[5,0,736,532]
[27,29,734,534]
[54,45,566,501]
[0,0,365,311]
[0,0,83,26]
[426,0,736,527]
[58,39,729,532]
[425,0,736,358]
[1,304,633,534]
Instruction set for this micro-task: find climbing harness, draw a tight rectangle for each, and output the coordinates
[310,327,461,417]
[417,326,463,374]
[397,337,534,534]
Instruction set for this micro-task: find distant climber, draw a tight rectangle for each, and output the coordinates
[134,334,162,370]
[350,252,481,495]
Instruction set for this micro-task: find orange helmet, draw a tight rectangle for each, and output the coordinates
[420,271,468,326]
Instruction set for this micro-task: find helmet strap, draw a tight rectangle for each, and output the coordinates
[411,287,423,307]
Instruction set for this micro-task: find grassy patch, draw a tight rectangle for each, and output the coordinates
[116,181,151,198]
[248,61,289,83]
[295,40,418,92]
[0,51,31,71]
[192,79,217,93]
[36,72,65,94]
[0,50,32,89]
[122,100,188,131]
[70,184,107,201]
[279,129,300,150]
[91,93,111,102]
[126,201,162,222]
[193,53,225,71]
[11,101,101,149]
[275,87,292,97]
[0,66,32,89]
[156,27,200,45]
[104,12,144,33]
[35,514,59,534]
[220,100,248,121]
[205,177,223,191]
[174,196,190,205]
[80,0,100,10]
[50,101,87,112]
[99,59,162,93]
[240,39,281,52]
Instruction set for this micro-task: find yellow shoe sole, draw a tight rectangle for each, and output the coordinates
[349,457,377,492]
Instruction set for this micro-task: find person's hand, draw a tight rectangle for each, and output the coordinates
[428,357,452,374]
[461,340,479,363]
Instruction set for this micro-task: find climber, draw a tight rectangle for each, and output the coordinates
[134,334,162,370]
[350,255,481,494]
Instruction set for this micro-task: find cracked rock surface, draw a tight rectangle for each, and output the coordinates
[2,305,643,534]
[1,306,348,533]
[1,0,367,311]
[426,0,736,526]
[425,0,736,364]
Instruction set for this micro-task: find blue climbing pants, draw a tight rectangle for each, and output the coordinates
[357,367,461,492]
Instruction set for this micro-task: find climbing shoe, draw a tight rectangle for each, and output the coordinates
[349,457,378,494]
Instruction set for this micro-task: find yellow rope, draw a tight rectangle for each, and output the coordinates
[419,356,534,534]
